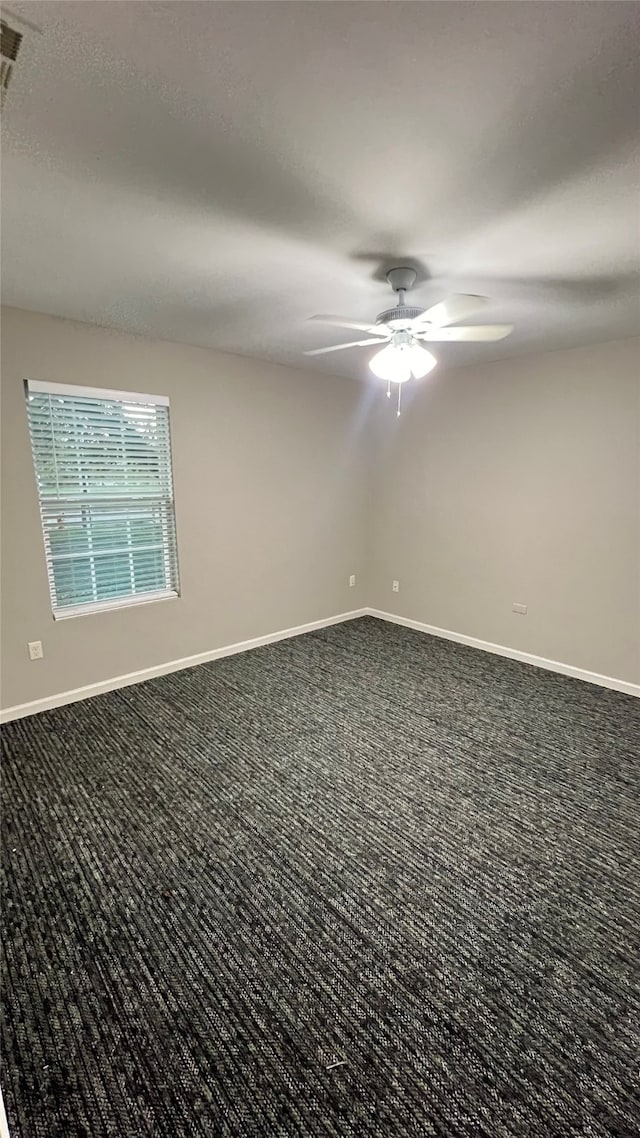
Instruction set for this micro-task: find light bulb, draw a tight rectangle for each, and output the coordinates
[369,340,437,383]
[368,343,412,383]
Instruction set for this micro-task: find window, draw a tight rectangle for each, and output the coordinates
[26,381,180,618]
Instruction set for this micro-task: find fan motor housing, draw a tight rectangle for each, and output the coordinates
[376,305,426,329]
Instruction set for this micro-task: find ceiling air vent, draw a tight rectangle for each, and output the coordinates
[1,19,23,110]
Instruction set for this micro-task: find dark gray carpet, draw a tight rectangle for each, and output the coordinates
[2,616,639,1137]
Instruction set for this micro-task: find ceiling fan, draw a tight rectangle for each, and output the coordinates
[305,267,513,415]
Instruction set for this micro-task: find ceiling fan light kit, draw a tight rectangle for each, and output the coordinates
[306,265,514,416]
[368,337,437,381]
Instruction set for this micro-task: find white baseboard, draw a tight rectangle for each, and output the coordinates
[3,605,636,722]
[0,1086,10,1138]
[366,608,639,697]
[0,608,368,723]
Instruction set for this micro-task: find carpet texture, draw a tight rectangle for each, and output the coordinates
[1,616,639,1137]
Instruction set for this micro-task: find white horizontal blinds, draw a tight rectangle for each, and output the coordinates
[26,382,179,615]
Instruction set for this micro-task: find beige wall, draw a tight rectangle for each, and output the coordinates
[368,337,640,684]
[0,307,369,710]
[2,309,638,713]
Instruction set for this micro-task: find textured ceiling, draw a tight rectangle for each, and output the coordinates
[2,1,639,379]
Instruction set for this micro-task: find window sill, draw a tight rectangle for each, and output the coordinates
[53,589,180,621]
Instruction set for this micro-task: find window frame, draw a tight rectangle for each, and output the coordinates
[25,380,181,620]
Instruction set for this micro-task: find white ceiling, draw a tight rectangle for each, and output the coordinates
[2,1,639,379]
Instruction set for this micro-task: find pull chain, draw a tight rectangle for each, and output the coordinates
[386,378,391,399]
[397,384,402,417]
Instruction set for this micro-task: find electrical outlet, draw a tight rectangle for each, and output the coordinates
[512,602,527,615]
[392,580,400,593]
[349,574,356,587]
[28,640,44,660]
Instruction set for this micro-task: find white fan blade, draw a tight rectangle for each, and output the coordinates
[309,314,387,336]
[415,295,489,327]
[304,337,389,356]
[417,324,514,342]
